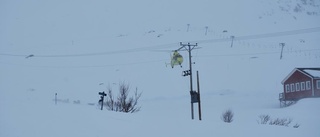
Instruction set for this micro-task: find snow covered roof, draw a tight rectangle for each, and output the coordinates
[282,68,320,84]
[299,68,320,78]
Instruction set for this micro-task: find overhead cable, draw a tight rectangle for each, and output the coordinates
[1,27,319,58]
[190,27,320,44]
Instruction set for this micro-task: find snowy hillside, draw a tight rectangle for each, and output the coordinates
[1,0,320,137]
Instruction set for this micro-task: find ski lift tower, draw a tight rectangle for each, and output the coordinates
[179,42,202,120]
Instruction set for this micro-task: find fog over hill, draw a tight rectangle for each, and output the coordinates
[0,0,320,137]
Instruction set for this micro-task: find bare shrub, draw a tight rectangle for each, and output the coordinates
[258,115,294,127]
[105,88,115,111]
[221,109,234,123]
[293,123,300,128]
[269,118,292,127]
[105,82,142,113]
[257,115,271,124]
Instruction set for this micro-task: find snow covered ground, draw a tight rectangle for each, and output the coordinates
[1,0,320,137]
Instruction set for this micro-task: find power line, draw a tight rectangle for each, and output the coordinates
[0,27,319,58]
[0,53,26,57]
[0,59,168,68]
[196,49,320,57]
[0,43,178,58]
[2,48,318,68]
[190,27,320,44]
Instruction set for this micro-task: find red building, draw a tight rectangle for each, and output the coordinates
[280,68,320,107]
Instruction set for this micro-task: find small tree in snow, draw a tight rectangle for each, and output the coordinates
[105,82,142,113]
[221,109,234,123]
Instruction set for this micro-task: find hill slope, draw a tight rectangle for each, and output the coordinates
[1,0,320,137]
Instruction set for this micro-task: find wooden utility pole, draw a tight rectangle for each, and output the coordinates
[180,42,201,120]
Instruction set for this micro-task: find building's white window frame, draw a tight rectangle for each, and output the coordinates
[295,83,300,91]
[306,81,311,90]
[317,80,320,89]
[285,84,290,93]
[291,83,295,92]
[300,82,305,91]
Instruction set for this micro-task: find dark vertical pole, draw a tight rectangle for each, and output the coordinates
[191,102,194,119]
[100,96,103,110]
[280,43,285,60]
[188,44,193,93]
[231,36,235,48]
[99,92,106,110]
[180,42,198,120]
[55,93,57,105]
[205,26,208,35]
[197,71,202,120]
[187,43,194,120]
